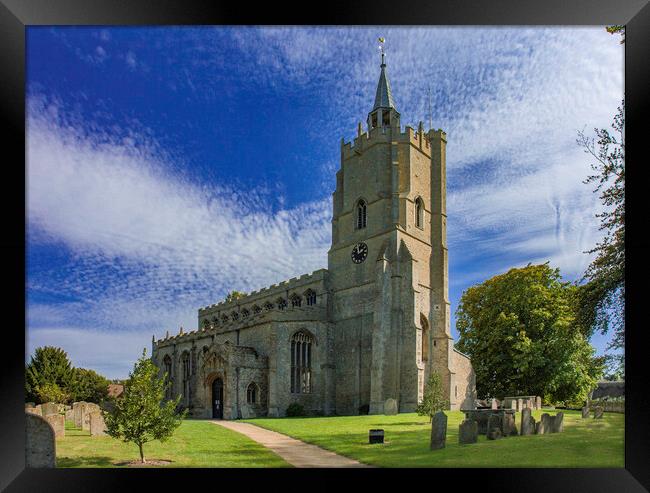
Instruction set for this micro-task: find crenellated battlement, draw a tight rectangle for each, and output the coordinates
[341,124,444,161]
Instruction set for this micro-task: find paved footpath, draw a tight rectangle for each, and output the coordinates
[211,420,373,468]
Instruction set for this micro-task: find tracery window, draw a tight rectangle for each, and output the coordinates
[305,289,317,306]
[290,294,302,308]
[182,351,191,406]
[264,301,274,311]
[247,383,258,404]
[252,305,262,314]
[231,311,239,321]
[241,308,250,318]
[415,197,424,229]
[356,199,367,229]
[291,331,313,394]
[277,298,287,310]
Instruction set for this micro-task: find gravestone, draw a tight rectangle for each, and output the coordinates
[487,413,502,440]
[82,403,101,431]
[550,412,564,433]
[383,398,398,416]
[26,407,42,416]
[25,413,56,467]
[520,407,535,435]
[44,414,65,438]
[25,403,35,409]
[73,402,86,428]
[89,412,107,436]
[536,396,542,410]
[41,402,59,417]
[65,408,74,421]
[581,406,590,419]
[593,406,604,419]
[491,399,498,410]
[536,413,552,434]
[240,405,253,419]
[459,419,478,444]
[502,412,518,436]
[430,411,447,450]
[517,398,523,412]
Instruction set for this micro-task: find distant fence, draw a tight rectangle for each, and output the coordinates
[593,400,624,413]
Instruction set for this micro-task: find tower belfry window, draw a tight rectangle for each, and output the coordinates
[356,199,367,229]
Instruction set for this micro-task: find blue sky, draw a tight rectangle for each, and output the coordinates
[26,27,624,379]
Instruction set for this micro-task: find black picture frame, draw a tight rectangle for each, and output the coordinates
[2,0,648,491]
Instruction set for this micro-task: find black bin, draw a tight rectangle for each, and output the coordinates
[369,429,384,444]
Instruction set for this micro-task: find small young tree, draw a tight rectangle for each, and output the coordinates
[104,348,186,464]
[416,372,449,421]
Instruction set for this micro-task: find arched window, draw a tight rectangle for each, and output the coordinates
[247,383,258,404]
[163,355,173,399]
[241,308,250,318]
[290,294,302,308]
[181,352,191,406]
[221,314,229,323]
[277,298,287,310]
[231,311,239,321]
[415,197,424,229]
[305,289,317,306]
[264,301,274,311]
[291,331,313,394]
[356,199,367,229]
[252,305,261,314]
[421,314,430,362]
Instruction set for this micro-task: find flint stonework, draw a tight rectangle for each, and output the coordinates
[26,413,56,468]
[430,411,447,450]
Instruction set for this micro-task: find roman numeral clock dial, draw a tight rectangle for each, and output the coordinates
[351,242,368,264]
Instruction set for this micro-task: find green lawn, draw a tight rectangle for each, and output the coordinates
[245,410,624,468]
[56,419,291,468]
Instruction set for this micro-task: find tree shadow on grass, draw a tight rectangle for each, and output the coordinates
[57,456,116,468]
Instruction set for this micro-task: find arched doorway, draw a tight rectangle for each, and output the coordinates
[212,377,224,419]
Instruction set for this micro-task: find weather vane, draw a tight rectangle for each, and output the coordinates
[378,37,385,65]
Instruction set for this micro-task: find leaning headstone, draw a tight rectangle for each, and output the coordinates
[459,419,478,444]
[502,412,518,436]
[25,413,56,467]
[520,407,535,436]
[593,406,604,419]
[581,406,590,419]
[89,412,107,436]
[536,396,542,410]
[41,402,59,417]
[430,411,447,450]
[487,413,502,439]
[44,414,65,438]
[383,398,398,416]
[550,412,564,433]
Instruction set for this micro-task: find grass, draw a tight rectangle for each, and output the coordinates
[244,409,624,468]
[56,419,291,468]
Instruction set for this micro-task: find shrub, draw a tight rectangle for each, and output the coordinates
[285,403,306,417]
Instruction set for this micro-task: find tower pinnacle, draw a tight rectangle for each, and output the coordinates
[367,38,400,130]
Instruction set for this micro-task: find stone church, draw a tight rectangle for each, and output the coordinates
[152,53,476,419]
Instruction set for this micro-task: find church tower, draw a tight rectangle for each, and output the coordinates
[327,47,465,415]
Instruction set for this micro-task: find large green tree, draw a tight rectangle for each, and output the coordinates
[576,100,625,374]
[25,346,75,404]
[70,368,110,404]
[455,263,604,404]
[104,349,186,464]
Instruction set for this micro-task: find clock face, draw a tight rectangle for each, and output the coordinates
[351,242,368,264]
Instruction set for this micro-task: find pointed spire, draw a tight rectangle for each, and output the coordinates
[372,49,396,111]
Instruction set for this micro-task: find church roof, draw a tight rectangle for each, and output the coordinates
[372,60,396,111]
